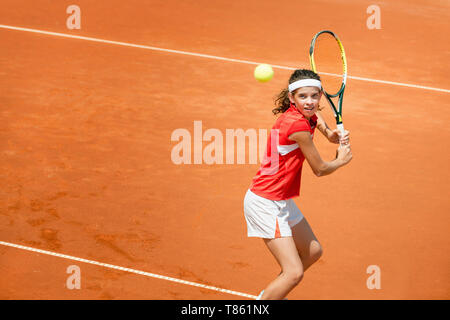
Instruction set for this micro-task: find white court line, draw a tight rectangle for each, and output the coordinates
[0,240,257,300]
[0,24,449,94]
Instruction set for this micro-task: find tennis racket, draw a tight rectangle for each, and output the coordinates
[309,30,347,144]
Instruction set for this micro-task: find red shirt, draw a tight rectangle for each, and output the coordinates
[250,104,317,200]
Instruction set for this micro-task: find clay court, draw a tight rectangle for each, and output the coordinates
[0,0,449,300]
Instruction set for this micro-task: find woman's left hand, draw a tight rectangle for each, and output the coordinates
[328,129,350,145]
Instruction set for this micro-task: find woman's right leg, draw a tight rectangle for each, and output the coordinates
[259,236,304,300]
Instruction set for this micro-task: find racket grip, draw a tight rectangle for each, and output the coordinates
[337,123,346,146]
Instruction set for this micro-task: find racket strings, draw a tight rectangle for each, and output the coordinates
[312,34,345,95]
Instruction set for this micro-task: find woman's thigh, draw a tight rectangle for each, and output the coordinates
[291,218,322,261]
[263,236,304,274]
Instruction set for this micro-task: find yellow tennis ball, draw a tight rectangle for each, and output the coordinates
[254,64,274,82]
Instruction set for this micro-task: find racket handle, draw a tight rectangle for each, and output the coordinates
[337,123,346,146]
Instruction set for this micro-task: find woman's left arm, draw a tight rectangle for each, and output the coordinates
[315,111,331,138]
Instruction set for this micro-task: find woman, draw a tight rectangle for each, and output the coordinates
[244,69,352,300]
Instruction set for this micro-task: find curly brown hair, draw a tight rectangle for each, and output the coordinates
[272,69,322,115]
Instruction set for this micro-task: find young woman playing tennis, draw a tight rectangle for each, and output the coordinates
[244,69,352,300]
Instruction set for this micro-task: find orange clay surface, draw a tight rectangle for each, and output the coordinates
[0,0,449,299]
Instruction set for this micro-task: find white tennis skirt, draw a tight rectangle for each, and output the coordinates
[243,189,304,239]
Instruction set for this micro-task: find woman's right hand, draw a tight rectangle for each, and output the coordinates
[336,144,353,165]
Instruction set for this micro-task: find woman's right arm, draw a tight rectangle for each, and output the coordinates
[288,131,352,177]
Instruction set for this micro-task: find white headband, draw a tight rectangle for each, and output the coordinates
[288,79,322,92]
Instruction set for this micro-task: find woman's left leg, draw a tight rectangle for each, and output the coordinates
[291,218,323,272]
[259,236,304,300]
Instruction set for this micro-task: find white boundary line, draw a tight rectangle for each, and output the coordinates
[0,240,257,300]
[1,24,449,94]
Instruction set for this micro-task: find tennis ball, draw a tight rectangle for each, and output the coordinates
[254,64,274,82]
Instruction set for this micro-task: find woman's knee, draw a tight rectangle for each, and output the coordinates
[300,241,323,270]
[311,240,323,261]
[283,268,304,285]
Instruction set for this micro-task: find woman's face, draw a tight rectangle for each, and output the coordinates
[289,86,322,119]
